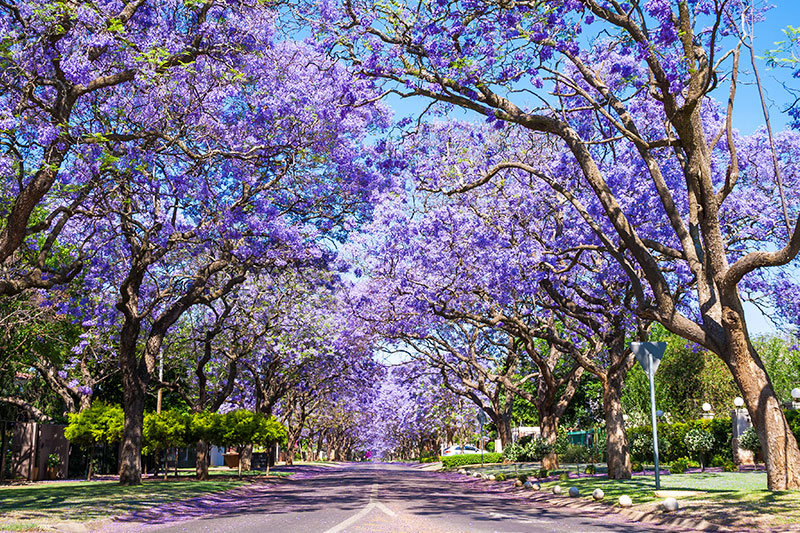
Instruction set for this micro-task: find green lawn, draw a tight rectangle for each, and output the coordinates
[0,478,246,524]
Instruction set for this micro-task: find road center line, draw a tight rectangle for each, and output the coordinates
[323,483,396,533]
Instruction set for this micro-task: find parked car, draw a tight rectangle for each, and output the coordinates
[442,445,481,456]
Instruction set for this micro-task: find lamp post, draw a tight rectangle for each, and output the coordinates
[702,402,713,420]
[792,388,800,410]
[631,341,666,490]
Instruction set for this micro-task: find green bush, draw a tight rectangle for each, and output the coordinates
[537,468,549,478]
[558,472,570,481]
[739,427,761,454]
[502,441,523,462]
[495,473,506,481]
[503,437,553,462]
[631,461,643,472]
[518,474,528,483]
[709,454,726,467]
[554,428,569,455]
[440,452,503,469]
[584,464,596,475]
[419,456,438,464]
[46,453,60,469]
[627,418,732,463]
[722,461,738,472]
[525,438,554,461]
[560,444,590,463]
[669,457,691,474]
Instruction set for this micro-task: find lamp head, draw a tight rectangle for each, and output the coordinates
[702,402,712,412]
[733,397,744,408]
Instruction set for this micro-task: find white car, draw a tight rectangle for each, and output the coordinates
[441,445,482,456]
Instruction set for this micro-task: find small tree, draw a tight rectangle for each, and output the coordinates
[64,402,123,480]
[220,410,287,477]
[188,411,226,480]
[143,410,191,480]
[685,428,715,471]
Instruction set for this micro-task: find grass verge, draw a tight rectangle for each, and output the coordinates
[533,471,800,530]
[0,478,246,524]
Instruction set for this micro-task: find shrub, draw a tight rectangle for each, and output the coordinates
[440,452,503,469]
[722,461,739,472]
[495,473,506,481]
[739,427,761,454]
[631,461,643,472]
[518,474,528,483]
[419,456,438,464]
[553,428,569,455]
[669,457,691,474]
[627,419,732,463]
[47,453,60,469]
[537,468,549,478]
[502,441,523,462]
[685,428,714,454]
[558,472,570,481]
[560,444,590,464]
[521,438,553,461]
[709,454,726,467]
[584,464,596,475]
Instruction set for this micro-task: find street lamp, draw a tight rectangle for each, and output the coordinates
[702,402,713,420]
[792,388,800,409]
[733,396,745,409]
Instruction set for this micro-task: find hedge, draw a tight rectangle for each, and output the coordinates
[441,452,503,469]
[627,418,732,463]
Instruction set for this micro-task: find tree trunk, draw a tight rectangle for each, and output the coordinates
[603,374,631,480]
[286,438,297,466]
[196,440,209,480]
[496,413,512,450]
[239,444,252,471]
[86,445,94,481]
[119,365,146,485]
[722,307,800,490]
[540,415,559,470]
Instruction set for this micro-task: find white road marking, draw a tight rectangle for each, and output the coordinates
[323,483,396,533]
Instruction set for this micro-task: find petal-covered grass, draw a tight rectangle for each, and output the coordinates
[0,478,246,524]
[533,470,800,530]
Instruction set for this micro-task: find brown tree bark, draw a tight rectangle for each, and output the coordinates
[539,415,559,470]
[602,372,631,480]
[722,307,800,489]
[196,440,209,480]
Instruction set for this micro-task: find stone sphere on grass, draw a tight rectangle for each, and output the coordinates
[568,487,579,498]
[592,488,604,500]
[488,474,496,481]
[523,481,533,490]
[662,497,679,512]
[618,495,633,508]
[552,485,562,495]
[514,479,523,487]
[532,482,541,491]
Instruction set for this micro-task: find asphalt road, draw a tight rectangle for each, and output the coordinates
[123,463,677,533]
